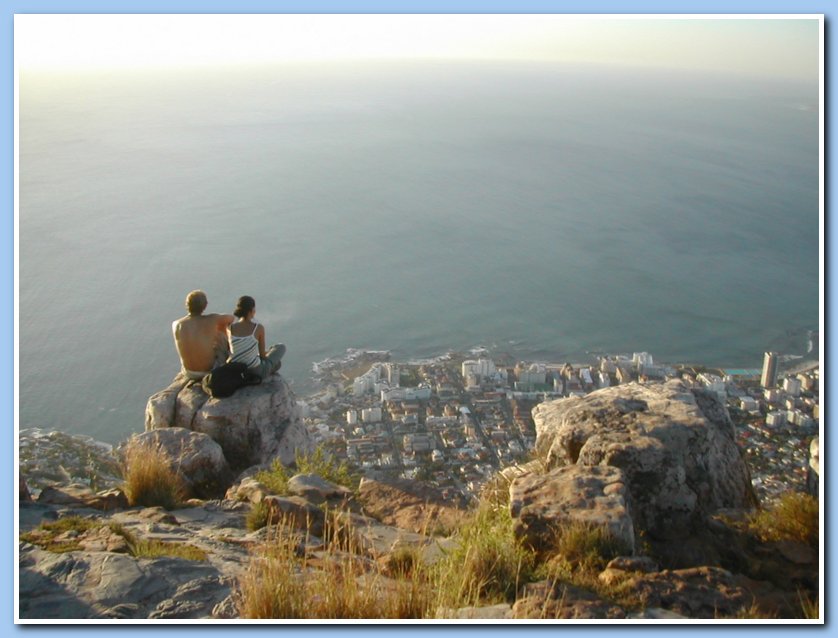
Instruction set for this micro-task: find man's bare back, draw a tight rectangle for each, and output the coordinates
[173,290,234,378]
[173,315,233,374]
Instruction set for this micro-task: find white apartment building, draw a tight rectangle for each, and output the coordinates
[783,377,802,397]
[766,411,787,428]
[462,358,497,379]
[740,397,759,412]
[361,407,382,423]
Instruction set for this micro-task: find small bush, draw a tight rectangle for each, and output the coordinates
[747,491,818,546]
[121,438,186,510]
[255,446,360,496]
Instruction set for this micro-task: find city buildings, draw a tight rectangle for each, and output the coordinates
[304,349,818,504]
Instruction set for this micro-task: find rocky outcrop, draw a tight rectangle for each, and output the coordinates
[37,484,129,511]
[19,429,123,496]
[524,381,756,542]
[126,428,233,500]
[145,373,313,472]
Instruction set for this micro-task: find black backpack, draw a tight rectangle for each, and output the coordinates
[201,362,261,398]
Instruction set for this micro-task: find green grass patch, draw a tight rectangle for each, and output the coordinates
[255,446,360,496]
[108,522,207,561]
[20,515,100,553]
[433,501,540,607]
[130,538,208,561]
[20,517,205,561]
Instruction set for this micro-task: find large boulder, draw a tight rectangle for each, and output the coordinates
[145,373,313,472]
[525,380,756,541]
[129,428,232,499]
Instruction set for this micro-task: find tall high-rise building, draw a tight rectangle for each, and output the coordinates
[761,351,779,388]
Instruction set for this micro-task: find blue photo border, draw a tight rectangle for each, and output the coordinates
[5,1,830,636]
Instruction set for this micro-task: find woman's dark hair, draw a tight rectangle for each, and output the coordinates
[234,295,256,318]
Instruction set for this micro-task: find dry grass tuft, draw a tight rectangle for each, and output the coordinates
[121,437,187,510]
[548,521,631,572]
[236,516,434,619]
[433,501,539,608]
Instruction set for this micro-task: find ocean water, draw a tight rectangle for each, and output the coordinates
[18,61,819,444]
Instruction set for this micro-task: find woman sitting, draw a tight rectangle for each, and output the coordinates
[227,295,286,380]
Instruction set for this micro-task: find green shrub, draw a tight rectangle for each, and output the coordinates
[255,446,360,496]
[246,501,271,531]
[747,491,818,546]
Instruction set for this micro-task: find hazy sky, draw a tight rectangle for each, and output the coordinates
[15,14,820,81]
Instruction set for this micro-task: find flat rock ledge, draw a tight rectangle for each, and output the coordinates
[19,484,455,620]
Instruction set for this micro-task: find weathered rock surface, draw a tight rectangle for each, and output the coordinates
[263,495,327,537]
[19,428,123,496]
[623,566,751,619]
[145,373,313,472]
[510,464,635,553]
[528,381,756,541]
[512,580,627,619]
[287,473,353,504]
[18,483,455,620]
[357,476,469,534]
[37,484,129,511]
[19,498,254,620]
[126,428,232,499]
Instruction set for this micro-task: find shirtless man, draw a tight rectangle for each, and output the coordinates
[172,290,235,381]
